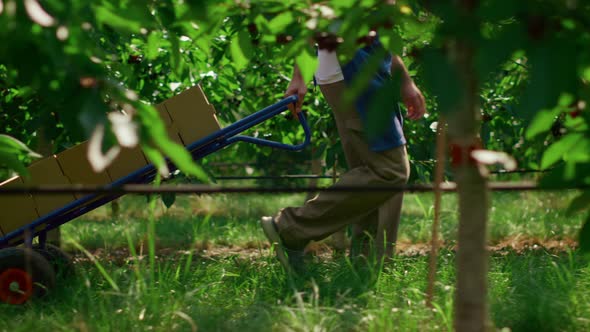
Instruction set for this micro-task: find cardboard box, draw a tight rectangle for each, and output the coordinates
[163,86,221,146]
[154,102,184,146]
[166,124,184,146]
[107,146,149,182]
[155,102,173,126]
[164,85,211,115]
[0,176,40,236]
[24,157,76,217]
[56,141,112,199]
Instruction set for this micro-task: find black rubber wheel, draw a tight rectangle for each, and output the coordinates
[33,244,74,278]
[0,247,56,304]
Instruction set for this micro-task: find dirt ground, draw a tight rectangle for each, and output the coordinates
[73,236,578,265]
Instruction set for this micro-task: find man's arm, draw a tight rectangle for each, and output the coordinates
[392,55,426,121]
[285,65,308,116]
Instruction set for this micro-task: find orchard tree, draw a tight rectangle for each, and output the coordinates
[419,1,590,330]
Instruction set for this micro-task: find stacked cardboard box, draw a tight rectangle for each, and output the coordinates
[106,146,150,182]
[158,85,221,146]
[155,103,184,146]
[56,141,111,199]
[0,84,221,237]
[25,157,77,217]
[0,176,39,236]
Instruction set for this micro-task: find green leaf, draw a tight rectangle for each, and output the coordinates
[564,137,590,163]
[379,29,404,55]
[267,12,294,32]
[230,30,254,72]
[540,163,590,188]
[567,191,590,216]
[0,134,41,158]
[477,0,522,21]
[141,142,169,177]
[295,47,318,84]
[0,151,29,177]
[229,35,248,71]
[367,78,402,140]
[526,93,574,139]
[157,137,209,182]
[519,39,577,119]
[420,48,463,115]
[0,134,40,177]
[146,32,161,60]
[540,133,583,169]
[557,93,575,107]
[161,192,176,208]
[312,143,327,159]
[94,5,142,33]
[136,104,208,181]
[583,67,590,81]
[526,108,560,139]
[475,24,525,81]
[579,214,590,253]
[169,33,183,78]
[344,47,389,105]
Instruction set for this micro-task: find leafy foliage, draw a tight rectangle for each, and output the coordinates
[0,134,41,177]
[0,0,589,245]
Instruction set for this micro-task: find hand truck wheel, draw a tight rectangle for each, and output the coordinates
[33,243,74,279]
[0,247,56,305]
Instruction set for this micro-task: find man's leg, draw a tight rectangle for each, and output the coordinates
[321,81,368,255]
[350,209,378,258]
[322,81,409,261]
[274,81,409,251]
[276,153,407,250]
[349,176,406,261]
[377,192,405,259]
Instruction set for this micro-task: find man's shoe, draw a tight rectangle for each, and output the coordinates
[261,216,305,275]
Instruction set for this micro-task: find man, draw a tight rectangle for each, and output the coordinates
[262,35,426,274]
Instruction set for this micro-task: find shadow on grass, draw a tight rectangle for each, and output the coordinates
[191,252,382,331]
[490,249,589,332]
[5,245,588,332]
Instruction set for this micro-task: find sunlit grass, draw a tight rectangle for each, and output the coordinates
[1,248,588,331]
[62,190,585,251]
[1,191,587,331]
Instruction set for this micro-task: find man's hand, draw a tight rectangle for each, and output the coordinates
[401,80,426,121]
[392,55,426,121]
[285,65,307,117]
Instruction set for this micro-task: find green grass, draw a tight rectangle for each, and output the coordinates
[61,190,585,251]
[0,191,588,331]
[1,249,588,331]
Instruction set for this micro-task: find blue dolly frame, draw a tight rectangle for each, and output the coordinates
[0,95,310,250]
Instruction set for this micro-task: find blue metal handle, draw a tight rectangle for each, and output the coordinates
[225,95,311,151]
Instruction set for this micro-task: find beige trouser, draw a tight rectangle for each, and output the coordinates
[276,81,410,259]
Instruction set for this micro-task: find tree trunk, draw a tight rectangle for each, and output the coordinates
[448,19,491,331]
[452,159,489,332]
